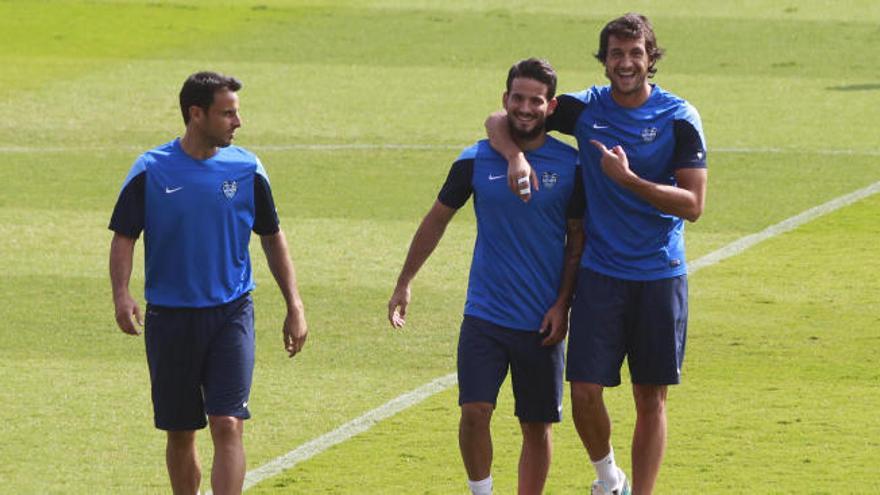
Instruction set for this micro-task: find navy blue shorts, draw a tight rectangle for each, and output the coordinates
[566,269,688,386]
[144,294,255,431]
[457,315,564,423]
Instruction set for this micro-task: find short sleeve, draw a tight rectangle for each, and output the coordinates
[108,172,145,238]
[671,119,707,169]
[437,159,474,209]
[546,94,587,136]
[253,173,280,235]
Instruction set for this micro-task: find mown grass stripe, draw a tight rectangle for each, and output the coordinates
[235,180,880,492]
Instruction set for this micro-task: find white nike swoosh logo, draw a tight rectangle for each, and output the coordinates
[592,123,610,129]
[165,186,183,194]
[488,174,505,181]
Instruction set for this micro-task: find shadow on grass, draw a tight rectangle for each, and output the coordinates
[826,83,880,92]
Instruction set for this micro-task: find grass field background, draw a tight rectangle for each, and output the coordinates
[1,1,878,493]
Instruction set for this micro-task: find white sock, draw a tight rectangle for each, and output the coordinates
[467,475,493,495]
[592,448,621,489]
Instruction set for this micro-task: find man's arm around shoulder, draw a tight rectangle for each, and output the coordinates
[485,112,538,201]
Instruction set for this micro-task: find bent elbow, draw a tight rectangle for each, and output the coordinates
[684,205,704,223]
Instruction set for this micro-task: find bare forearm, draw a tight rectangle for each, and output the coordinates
[485,111,524,161]
[109,233,143,335]
[624,177,704,222]
[590,141,706,222]
[396,216,449,288]
[261,231,304,313]
[109,234,136,301]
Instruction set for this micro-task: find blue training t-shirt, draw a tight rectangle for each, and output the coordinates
[547,84,707,281]
[109,138,280,307]
[438,137,583,331]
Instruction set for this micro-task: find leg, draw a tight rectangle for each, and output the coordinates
[209,415,246,495]
[145,308,208,494]
[627,275,686,494]
[202,297,255,495]
[166,430,201,495]
[631,384,667,495]
[459,402,494,482]
[566,270,628,463]
[507,328,563,495]
[570,381,611,461]
[518,422,552,495]
[456,316,510,491]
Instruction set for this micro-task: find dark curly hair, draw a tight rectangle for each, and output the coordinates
[595,14,664,78]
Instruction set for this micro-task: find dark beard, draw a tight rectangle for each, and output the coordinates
[507,117,545,141]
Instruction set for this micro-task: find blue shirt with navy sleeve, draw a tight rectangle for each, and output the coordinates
[439,137,583,332]
[547,84,707,280]
[109,138,279,308]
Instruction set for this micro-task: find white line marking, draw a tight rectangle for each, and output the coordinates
[256,143,462,151]
[714,147,880,157]
[0,143,461,153]
[1,144,880,156]
[232,373,457,493]
[231,179,880,492]
[688,180,880,274]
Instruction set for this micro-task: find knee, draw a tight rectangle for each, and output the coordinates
[570,382,604,408]
[460,403,493,432]
[633,386,667,417]
[520,422,552,445]
[208,415,244,440]
[166,430,196,451]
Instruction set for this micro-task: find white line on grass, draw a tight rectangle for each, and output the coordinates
[688,180,880,273]
[2,144,880,156]
[250,146,880,157]
[231,179,880,492]
[255,143,462,151]
[238,373,458,492]
[714,147,880,157]
[0,143,460,153]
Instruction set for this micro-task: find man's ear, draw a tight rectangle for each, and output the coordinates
[502,91,509,111]
[188,105,204,124]
[546,96,558,116]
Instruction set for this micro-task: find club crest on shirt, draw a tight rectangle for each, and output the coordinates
[222,180,238,199]
[541,171,559,189]
[641,127,658,143]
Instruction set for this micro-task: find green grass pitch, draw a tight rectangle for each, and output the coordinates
[1,1,879,493]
